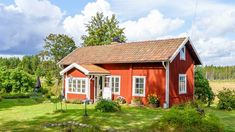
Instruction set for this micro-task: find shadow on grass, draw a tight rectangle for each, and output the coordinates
[0,105,164,131]
[0,98,44,111]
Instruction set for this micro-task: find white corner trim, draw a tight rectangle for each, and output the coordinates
[132,76,146,97]
[59,63,89,75]
[169,37,189,63]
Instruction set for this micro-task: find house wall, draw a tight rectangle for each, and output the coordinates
[100,63,166,106]
[169,43,195,106]
[65,68,91,101]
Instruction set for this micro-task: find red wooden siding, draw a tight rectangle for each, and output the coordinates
[100,63,166,106]
[65,68,88,100]
[169,43,195,106]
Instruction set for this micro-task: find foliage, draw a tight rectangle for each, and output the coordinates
[115,96,126,104]
[147,94,159,105]
[82,12,126,46]
[201,65,235,80]
[1,93,32,99]
[0,96,2,102]
[217,88,235,110]
[95,99,121,112]
[154,104,223,132]
[19,56,40,75]
[43,34,77,62]
[194,67,215,106]
[0,57,21,69]
[0,68,36,93]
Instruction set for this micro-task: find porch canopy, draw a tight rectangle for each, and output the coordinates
[59,63,110,76]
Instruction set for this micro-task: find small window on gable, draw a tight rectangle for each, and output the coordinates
[180,46,186,60]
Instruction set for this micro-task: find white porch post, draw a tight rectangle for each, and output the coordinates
[65,76,68,100]
[86,77,90,100]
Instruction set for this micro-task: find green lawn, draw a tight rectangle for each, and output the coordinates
[0,99,164,131]
[0,99,235,131]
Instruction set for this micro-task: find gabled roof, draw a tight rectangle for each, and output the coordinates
[59,63,110,75]
[58,37,202,65]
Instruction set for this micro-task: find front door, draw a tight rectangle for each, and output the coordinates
[94,76,104,102]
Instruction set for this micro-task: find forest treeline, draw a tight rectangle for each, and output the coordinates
[201,65,235,80]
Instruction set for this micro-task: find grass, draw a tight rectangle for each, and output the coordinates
[0,98,164,131]
[0,99,235,131]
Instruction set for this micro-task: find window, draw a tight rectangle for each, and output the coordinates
[180,46,186,60]
[179,74,187,94]
[132,76,146,97]
[67,78,87,94]
[105,76,120,95]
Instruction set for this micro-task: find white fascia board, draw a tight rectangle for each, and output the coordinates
[59,63,90,75]
[188,38,203,65]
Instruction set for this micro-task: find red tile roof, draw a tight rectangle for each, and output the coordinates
[58,37,201,65]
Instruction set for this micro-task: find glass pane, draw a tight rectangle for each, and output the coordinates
[139,84,144,89]
[136,78,139,83]
[82,88,85,93]
[139,78,144,84]
[115,88,119,92]
[115,77,119,82]
[115,82,119,87]
[73,80,76,92]
[135,89,139,94]
[136,83,139,89]
[139,88,143,94]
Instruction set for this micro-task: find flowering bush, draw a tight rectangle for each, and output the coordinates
[115,96,126,104]
[148,94,160,105]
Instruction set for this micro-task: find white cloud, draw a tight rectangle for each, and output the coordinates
[0,0,64,55]
[121,10,184,41]
[63,0,114,44]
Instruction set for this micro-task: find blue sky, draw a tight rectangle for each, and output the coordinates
[0,0,235,66]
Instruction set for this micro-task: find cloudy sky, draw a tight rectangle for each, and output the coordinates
[0,0,235,66]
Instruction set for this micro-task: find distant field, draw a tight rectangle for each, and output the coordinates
[210,80,235,94]
[209,80,235,102]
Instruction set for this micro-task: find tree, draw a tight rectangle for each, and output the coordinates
[82,12,126,46]
[43,34,77,62]
[194,67,215,106]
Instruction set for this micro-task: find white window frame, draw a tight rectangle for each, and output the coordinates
[66,77,87,94]
[132,76,146,97]
[105,76,121,95]
[180,46,186,60]
[179,74,187,94]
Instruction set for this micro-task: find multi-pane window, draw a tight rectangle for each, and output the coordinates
[180,46,186,60]
[179,74,187,94]
[67,78,87,94]
[105,76,120,94]
[132,76,146,97]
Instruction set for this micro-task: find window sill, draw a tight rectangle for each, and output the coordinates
[67,92,86,95]
[132,94,145,97]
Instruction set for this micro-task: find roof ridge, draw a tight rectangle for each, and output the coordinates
[77,36,188,48]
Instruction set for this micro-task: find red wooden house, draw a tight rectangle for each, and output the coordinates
[58,37,202,108]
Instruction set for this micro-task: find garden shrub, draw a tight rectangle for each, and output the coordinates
[0,96,2,102]
[194,67,215,107]
[95,99,121,112]
[155,104,223,132]
[148,94,160,107]
[217,88,235,110]
[0,68,35,93]
[115,96,126,104]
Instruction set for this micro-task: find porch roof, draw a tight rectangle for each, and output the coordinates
[60,63,110,75]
